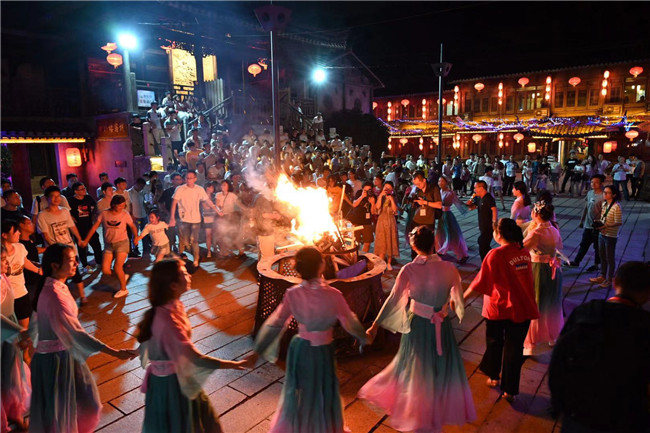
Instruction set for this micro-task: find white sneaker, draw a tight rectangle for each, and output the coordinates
[113,289,129,299]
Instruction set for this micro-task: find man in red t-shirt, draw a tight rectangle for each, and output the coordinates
[465,218,539,402]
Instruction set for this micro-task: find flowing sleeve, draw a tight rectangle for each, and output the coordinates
[451,191,467,215]
[373,266,412,333]
[1,314,22,342]
[334,292,367,345]
[254,292,294,363]
[45,288,107,361]
[155,309,222,399]
[450,267,465,322]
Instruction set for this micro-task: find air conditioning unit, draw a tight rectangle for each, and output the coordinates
[534,108,549,118]
[603,104,623,115]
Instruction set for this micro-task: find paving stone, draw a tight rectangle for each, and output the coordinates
[229,362,285,396]
[208,385,248,416]
[219,382,283,432]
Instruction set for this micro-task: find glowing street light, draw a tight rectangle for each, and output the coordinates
[312,67,327,84]
[118,33,137,50]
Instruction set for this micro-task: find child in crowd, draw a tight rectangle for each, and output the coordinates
[135,209,170,262]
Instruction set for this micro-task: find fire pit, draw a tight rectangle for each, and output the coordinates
[253,250,387,357]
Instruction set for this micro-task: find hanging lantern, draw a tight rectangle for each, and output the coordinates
[106,53,123,68]
[545,76,552,101]
[401,99,410,107]
[372,102,378,110]
[436,98,446,104]
[498,141,504,148]
[248,63,262,77]
[474,82,485,92]
[65,148,82,167]
[387,101,392,107]
[387,143,392,150]
[399,138,408,145]
[258,58,268,70]
[513,132,524,143]
[422,99,427,120]
[629,66,644,77]
[498,82,503,105]
[498,133,504,140]
[518,77,529,88]
[603,141,615,153]
[101,42,118,53]
[603,70,610,79]
[472,134,482,143]
[625,130,639,141]
[527,142,536,153]
[419,143,424,151]
[568,77,581,87]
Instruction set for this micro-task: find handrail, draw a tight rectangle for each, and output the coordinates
[282,101,313,129]
[204,95,233,117]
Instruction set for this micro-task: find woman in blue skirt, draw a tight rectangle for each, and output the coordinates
[136,258,248,433]
[360,226,476,433]
[435,176,469,263]
[254,246,368,433]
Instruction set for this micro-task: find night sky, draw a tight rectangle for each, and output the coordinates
[2,1,650,96]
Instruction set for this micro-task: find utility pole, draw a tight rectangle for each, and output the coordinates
[431,44,452,163]
[255,5,292,168]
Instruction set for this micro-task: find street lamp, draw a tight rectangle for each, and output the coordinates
[117,33,137,112]
[312,67,327,84]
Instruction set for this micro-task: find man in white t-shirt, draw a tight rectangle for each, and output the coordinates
[169,170,218,267]
[31,177,70,223]
[36,186,86,301]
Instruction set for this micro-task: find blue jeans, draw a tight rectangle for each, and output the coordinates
[613,179,629,201]
[598,234,617,280]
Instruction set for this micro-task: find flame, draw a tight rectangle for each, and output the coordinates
[274,174,339,244]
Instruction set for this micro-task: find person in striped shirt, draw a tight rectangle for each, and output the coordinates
[589,185,623,288]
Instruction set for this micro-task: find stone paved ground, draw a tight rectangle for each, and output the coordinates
[68,194,649,433]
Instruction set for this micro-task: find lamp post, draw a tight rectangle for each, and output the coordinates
[255,5,292,167]
[118,33,137,113]
[431,44,452,163]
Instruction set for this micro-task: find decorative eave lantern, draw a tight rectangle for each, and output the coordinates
[419,137,424,151]
[568,76,581,87]
[372,102,378,110]
[513,132,524,143]
[106,53,123,69]
[518,77,529,88]
[399,137,408,145]
[472,134,482,143]
[66,148,82,167]
[603,140,616,153]
[474,82,485,92]
[101,42,118,54]
[527,142,536,153]
[625,130,639,141]
[629,66,644,78]
[248,63,262,77]
[401,99,410,107]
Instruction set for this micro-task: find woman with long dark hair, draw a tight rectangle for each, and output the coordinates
[589,185,623,288]
[374,181,400,271]
[523,202,564,355]
[253,246,367,433]
[435,176,469,263]
[360,226,475,432]
[510,181,532,226]
[30,244,136,433]
[464,219,539,402]
[137,259,247,432]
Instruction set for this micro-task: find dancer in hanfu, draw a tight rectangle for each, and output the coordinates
[29,244,137,433]
[359,226,476,433]
[136,259,248,433]
[436,176,469,264]
[523,202,565,355]
[1,245,30,432]
[253,246,368,433]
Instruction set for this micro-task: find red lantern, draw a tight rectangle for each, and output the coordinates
[401,99,410,107]
[513,133,524,143]
[399,138,408,145]
[518,77,529,87]
[625,130,639,141]
[65,148,82,167]
[474,83,485,92]
[248,63,262,77]
[101,42,118,53]
[472,134,482,143]
[106,53,123,68]
[603,141,615,153]
[629,66,643,78]
[568,77,581,87]
[372,102,378,110]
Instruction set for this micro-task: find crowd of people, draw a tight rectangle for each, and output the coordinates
[0,115,648,433]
